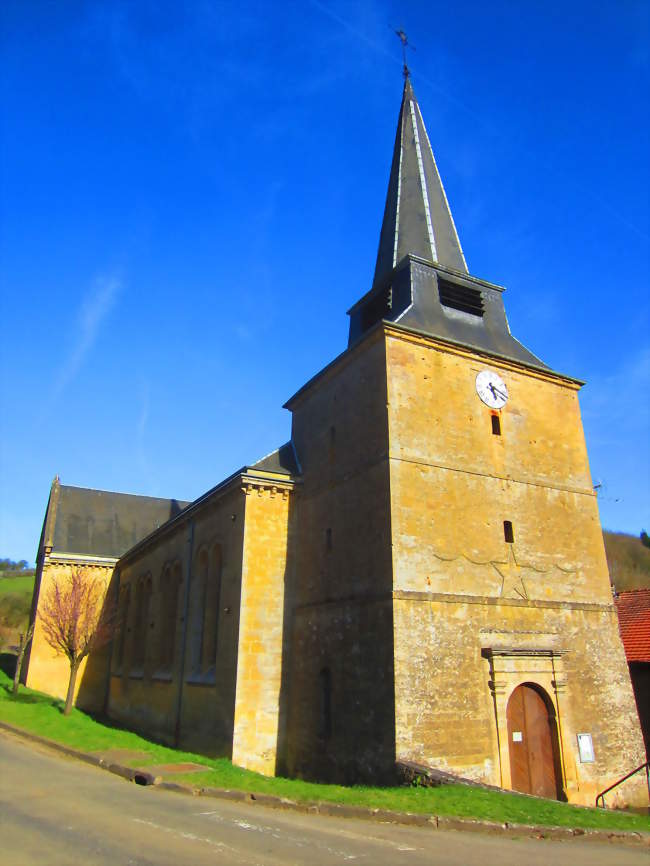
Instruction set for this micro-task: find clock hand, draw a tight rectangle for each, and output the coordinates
[490,383,507,400]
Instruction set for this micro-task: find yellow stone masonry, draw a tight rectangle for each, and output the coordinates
[26,560,114,712]
[232,481,293,775]
[385,326,646,805]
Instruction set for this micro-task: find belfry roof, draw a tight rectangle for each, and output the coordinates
[372,76,467,289]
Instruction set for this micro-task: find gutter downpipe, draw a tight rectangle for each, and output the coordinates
[102,565,121,717]
[174,519,195,747]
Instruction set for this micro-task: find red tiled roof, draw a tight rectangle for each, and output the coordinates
[615,589,650,663]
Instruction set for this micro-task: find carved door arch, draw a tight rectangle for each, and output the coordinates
[506,682,562,799]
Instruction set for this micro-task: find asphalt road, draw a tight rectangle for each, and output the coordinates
[0,732,646,866]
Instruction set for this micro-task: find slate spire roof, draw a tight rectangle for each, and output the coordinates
[372,74,468,290]
[347,73,551,372]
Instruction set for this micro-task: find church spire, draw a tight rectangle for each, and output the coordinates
[347,73,546,369]
[372,76,468,290]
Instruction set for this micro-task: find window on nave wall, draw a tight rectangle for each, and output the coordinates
[113,583,130,673]
[187,542,222,679]
[131,574,152,673]
[203,543,222,672]
[158,561,182,673]
[188,549,209,674]
[130,579,143,672]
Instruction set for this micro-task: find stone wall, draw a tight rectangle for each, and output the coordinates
[285,329,396,782]
[107,484,246,754]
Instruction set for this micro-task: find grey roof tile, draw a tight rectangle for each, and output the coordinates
[373,76,467,287]
[251,442,300,476]
[48,483,190,559]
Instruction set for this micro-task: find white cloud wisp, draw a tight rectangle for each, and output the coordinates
[48,274,122,406]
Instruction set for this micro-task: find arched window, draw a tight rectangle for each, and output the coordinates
[188,549,209,674]
[129,581,142,672]
[157,565,170,668]
[202,544,222,672]
[131,575,152,672]
[159,562,182,671]
[142,575,153,668]
[114,583,130,673]
[170,562,182,665]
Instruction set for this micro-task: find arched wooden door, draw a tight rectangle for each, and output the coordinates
[506,683,562,799]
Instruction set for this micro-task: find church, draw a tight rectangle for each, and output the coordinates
[25,72,646,807]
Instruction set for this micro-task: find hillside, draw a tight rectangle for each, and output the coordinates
[603,530,650,592]
[0,567,35,651]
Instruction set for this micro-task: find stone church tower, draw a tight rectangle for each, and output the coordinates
[282,74,645,804]
[26,72,645,808]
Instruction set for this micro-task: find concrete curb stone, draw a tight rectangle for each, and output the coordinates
[243,791,301,810]
[199,786,249,803]
[157,781,198,796]
[107,762,136,782]
[1,719,648,846]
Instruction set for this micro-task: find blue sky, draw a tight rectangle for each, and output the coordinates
[1,1,648,563]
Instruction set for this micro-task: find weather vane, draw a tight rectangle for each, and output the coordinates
[394,28,415,79]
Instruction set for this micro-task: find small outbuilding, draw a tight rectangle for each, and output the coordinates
[615,589,650,755]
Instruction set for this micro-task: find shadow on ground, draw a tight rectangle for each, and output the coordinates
[0,676,64,709]
[0,652,17,679]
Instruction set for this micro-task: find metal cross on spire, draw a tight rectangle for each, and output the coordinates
[394,28,415,78]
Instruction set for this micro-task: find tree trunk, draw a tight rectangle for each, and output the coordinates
[12,625,33,697]
[64,661,80,716]
[12,635,25,696]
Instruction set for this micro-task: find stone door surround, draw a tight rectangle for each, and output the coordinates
[482,647,568,795]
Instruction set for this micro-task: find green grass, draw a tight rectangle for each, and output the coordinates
[0,573,35,630]
[0,573,35,595]
[0,668,648,833]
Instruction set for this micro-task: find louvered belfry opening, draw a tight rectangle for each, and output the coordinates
[438,278,484,317]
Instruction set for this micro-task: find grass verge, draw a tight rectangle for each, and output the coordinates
[1,669,648,833]
[0,573,35,597]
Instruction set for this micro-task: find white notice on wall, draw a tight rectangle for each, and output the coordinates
[512,731,523,742]
[577,733,595,763]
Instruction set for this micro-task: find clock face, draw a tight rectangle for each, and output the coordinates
[476,370,508,409]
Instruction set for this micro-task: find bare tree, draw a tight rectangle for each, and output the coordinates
[38,568,115,716]
[12,622,34,696]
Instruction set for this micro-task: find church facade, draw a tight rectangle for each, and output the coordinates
[26,76,646,807]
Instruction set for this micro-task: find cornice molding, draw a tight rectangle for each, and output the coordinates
[45,552,118,567]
